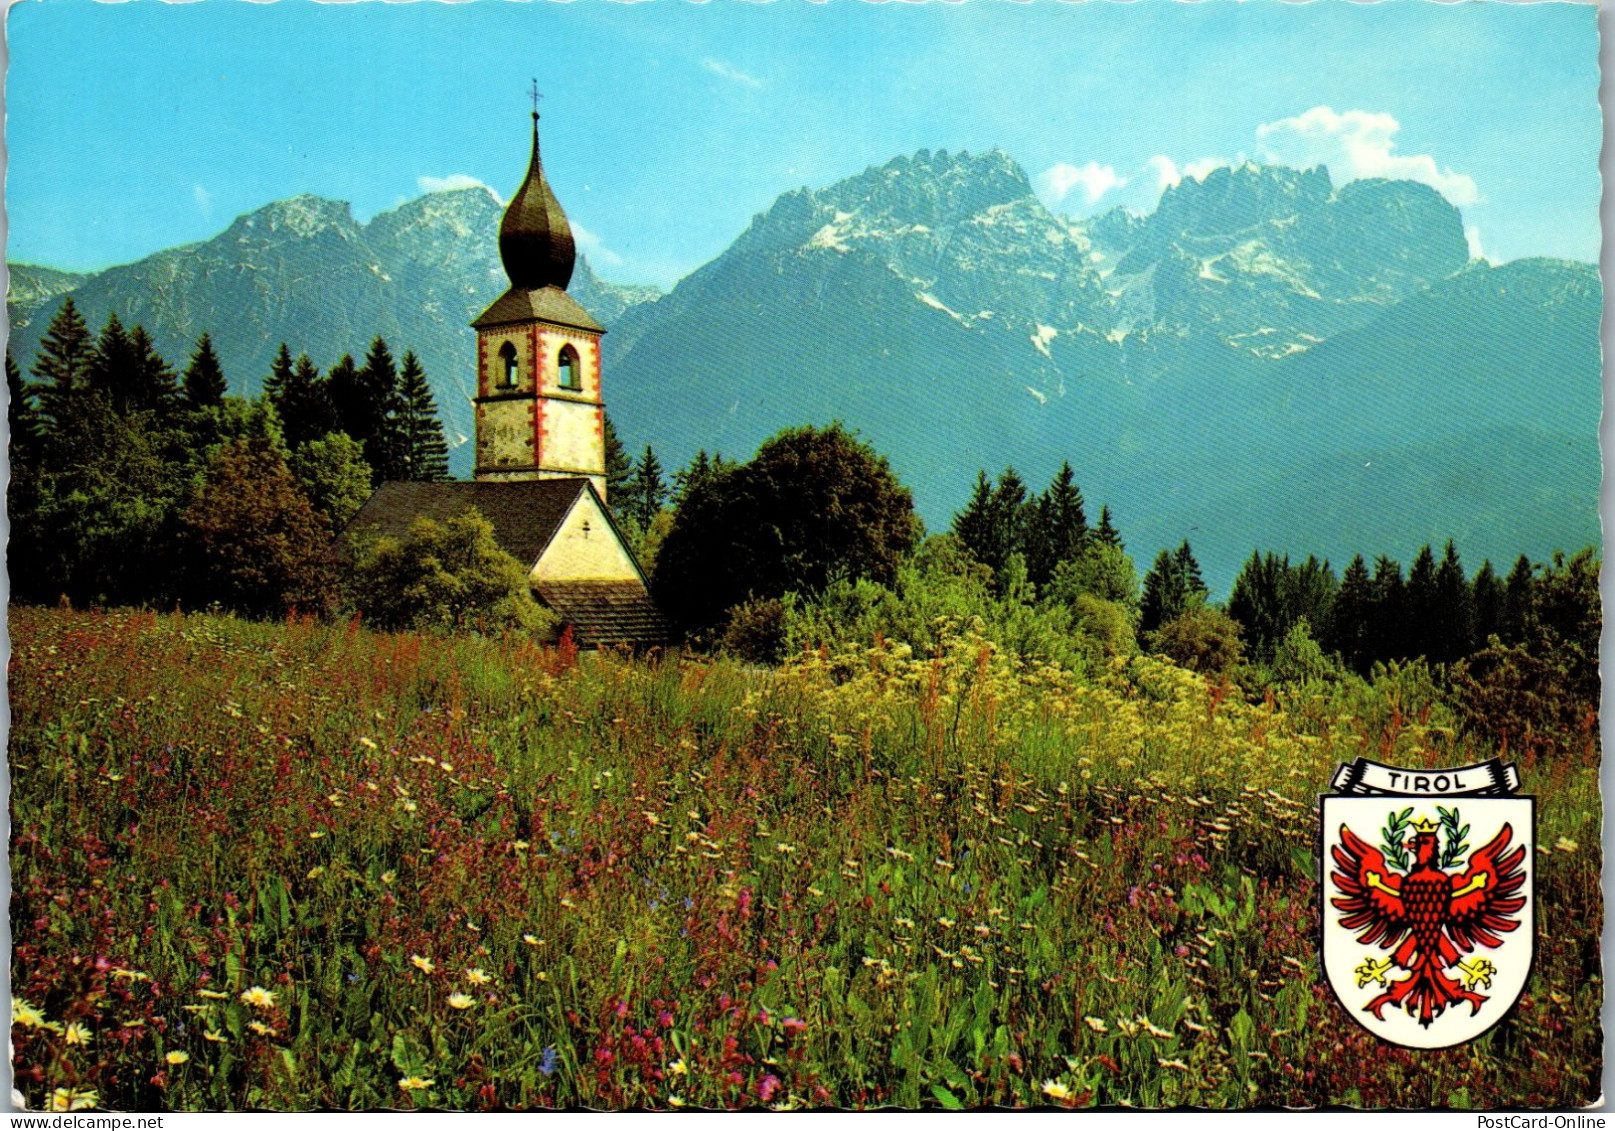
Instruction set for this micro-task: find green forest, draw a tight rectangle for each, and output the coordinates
[6,298,1603,1112]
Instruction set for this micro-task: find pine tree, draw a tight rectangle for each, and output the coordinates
[326,353,363,441]
[1026,461,1088,588]
[86,312,135,410]
[358,337,405,482]
[1326,554,1375,673]
[125,325,177,413]
[1139,548,1183,635]
[1094,505,1122,550]
[395,351,450,481]
[1432,539,1474,663]
[1501,554,1535,644]
[603,412,632,501]
[7,351,43,476]
[280,354,338,451]
[32,297,94,415]
[181,333,228,409]
[952,471,996,569]
[674,450,716,505]
[1173,541,1208,600]
[1368,556,1407,664]
[626,445,668,529]
[1405,544,1439,661]
[1471,559,1505,647]
[264,342,296,404]
[1227,550,1287,659]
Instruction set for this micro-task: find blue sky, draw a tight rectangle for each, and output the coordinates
[5,1,1601,289]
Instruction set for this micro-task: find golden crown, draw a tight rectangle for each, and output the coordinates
[1410,816,1440,834]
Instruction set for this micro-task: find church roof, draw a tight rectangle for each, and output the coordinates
[472,285,604,333]
[499,112,576,292]
[341,478,590,569]
[533,580,672,649]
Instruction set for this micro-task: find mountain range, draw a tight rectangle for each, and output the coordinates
[7,150,1600,593]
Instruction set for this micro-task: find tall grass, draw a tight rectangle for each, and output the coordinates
[8,608,1601,1110]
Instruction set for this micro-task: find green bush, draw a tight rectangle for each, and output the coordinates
[344,508,557,637]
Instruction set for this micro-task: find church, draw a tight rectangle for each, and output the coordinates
[341,102,668,648]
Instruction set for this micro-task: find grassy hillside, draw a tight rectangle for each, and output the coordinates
[7,608,1600,1110]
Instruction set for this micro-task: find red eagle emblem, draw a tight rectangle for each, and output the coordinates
[1329,813,1527,1027]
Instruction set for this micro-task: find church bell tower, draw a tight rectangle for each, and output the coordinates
[472,92,608,499]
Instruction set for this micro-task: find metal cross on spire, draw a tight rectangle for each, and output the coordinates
[530,78,542,119]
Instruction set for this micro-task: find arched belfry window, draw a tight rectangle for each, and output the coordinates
[558,344,581,391]
[498,341,519,388]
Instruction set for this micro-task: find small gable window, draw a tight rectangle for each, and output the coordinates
[498,341,519,388]
[558,345,581,391]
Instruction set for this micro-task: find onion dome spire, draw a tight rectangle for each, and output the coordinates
[499,82,576,292]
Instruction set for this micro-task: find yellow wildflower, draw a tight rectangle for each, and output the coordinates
[669,1058,689,1076]
[166,1050,190,1066]
[466,968,492,985]
[239,986,276,1009]
[668,1096,686,1108]
[11,999,47,1029]
[447,993,475,1010]
[381,871,397,885]
[65,1022,93,1046]
[411,954,436,974]
[522,934,541,946]
[110,969,149,982]
[197,989,230,1000]
[204,1030,227,1043]
[398,1076,433,1092]
[247,1021,277,1037]
[49,1088,98,1112]
[1083,1016,1108,1033]
[1042,1080,1072,1101]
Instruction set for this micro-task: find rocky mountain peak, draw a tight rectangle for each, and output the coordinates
[224,194,361,243]
[1154,162,1334,238]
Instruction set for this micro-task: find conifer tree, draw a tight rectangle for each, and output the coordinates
[32,297,94,421]
[358,337,406,482]
[279,354,338,451]
[625,445,668,529]
[264,342,296,404]
[1326,554,1375,673]
[1026,461,1088,588]
[125,326,177,413]
[1501,554,1536,644]
[1432,539,1474,663]
[1369,556,1407,664]
[1227,550,1286,658]
[674,450,717,505]
[1471,559,1505,647]
[182,333,228,409]
[1405,544,1440,660]
[1094,505,1122,550]
[326,353,363,440]
[1140,548,1186,635]
[603,412,632,500]
[1173,541,1208,599]
[86,312,135,409]
[395,351,450,481]
[7,351,43,477]
[952,471,996,567]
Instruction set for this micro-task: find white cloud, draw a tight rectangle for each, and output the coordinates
[1037,161,1126,207]
[701,57,763,89]
[1181,157,1228,183]
[193,183,212,217]
[1465,225,1495,264]
[1255,106,1478,206]
[1144,155,1180,191]
[571,220,623,268]
[418,173,495,198]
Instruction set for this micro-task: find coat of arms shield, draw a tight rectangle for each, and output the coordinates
[1320,758,1534,1050]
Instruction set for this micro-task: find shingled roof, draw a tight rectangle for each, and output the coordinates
[341,479,589,569]
[533,580,672,649]
[472,285,603,333]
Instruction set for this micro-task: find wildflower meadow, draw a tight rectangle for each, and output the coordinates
[7,607,1602,1110]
